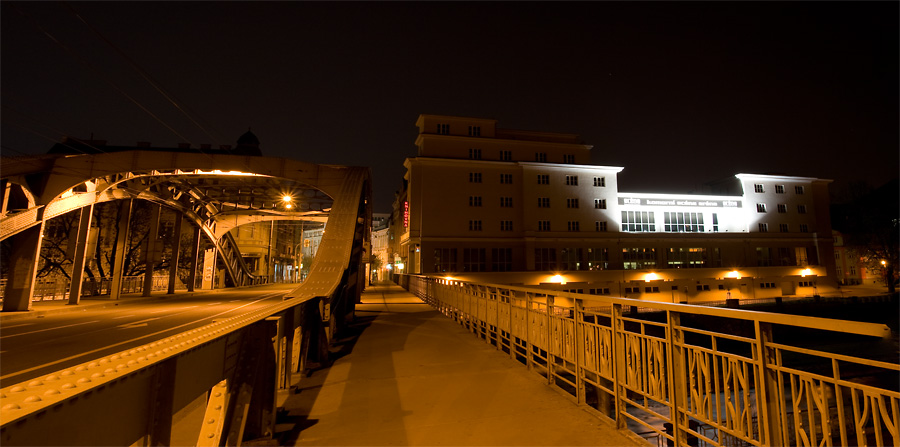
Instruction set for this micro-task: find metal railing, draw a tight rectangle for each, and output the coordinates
[403,275,899,447]
[0,275,178,303]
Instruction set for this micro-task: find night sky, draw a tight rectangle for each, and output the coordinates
[2,2,897,213]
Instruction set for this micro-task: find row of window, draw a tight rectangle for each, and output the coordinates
[754,184,805,195]
[432,246,809,272]
[756,203,808,214]
[758,223,810,233]
[467,172,606,187]
[466,196,607,209]
[467,220,610,232]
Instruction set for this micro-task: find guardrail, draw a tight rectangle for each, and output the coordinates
[401,274,899,447]
[0,275,178,303]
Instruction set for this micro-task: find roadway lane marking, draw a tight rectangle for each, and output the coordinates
[1,292,285,382]
[0,320,101,340]
[116,316,165,329]
[112,314,137,320]
[207,302,222,306]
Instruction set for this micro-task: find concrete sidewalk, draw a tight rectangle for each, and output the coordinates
[281,282,645,446]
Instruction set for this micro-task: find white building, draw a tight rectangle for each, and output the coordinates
[397,114,836,302]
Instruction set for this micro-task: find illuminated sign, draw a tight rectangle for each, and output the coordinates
[618,197,741,208]
[403,201,409,228]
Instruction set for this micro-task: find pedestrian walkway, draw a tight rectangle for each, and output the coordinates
[281,281,645,446]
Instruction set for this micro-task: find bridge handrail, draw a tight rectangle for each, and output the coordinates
[402,274,899,447]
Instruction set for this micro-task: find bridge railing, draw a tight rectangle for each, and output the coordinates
[402,274,899,447]
[0,275,179,303]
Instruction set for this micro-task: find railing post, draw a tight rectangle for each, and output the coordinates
[756,321,784,446]
[575,299,586,405]
[611,303,627,430]
[525,292,533,371]
[547,295,554,384]
[68,204,94,305]
[666,310,687,447]
[110,199,133,301]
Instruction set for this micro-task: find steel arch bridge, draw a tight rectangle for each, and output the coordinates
[0,149,372,312]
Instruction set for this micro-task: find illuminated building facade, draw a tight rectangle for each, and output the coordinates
[398,114,837,302]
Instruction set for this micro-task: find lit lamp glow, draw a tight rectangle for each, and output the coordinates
[550,274,567,285]
[725,270,742,279]
[644,272,660,282]
[800,268,813,277]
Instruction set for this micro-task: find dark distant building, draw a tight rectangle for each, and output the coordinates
[47,130,263,157]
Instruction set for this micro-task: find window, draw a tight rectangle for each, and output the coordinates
[777,204,787,213]
[624,287,639,294]
[587,248,608,270]
[500,197,513,207]
[566,175,579,185]
[775,185,785,194]
[463,248,486,272]
[534,248,556,270]
[779,223,789,232]
[538,220,551,231]
[492,248,512,272]
[500,150,512,161]
[623,247,656,270]
[696,284,711,291]
[754,184,765,193]
[469,172,482,183]
[468,126,481,137]
[590,288,611,295]
[537,197,550,208]
[566,198,579,208]
[433,248,457,273]
[594,199,606,209]
[567,221,580,231]
[797,205,807,214]
[561,248,582,270]
[468,220,482,231]
[666,248,707,268]
[621,211,656,232]
[468,196,482,207]
[537,174,550,185]
[645,286,660,293]
[800,224,809,233]
[758,223,768,232]
[468,148,482,159]
[757,203,767,213]
[593,177,606,187]
[563,154,575,164]
[760,282,777,289]
[500,173,513,184]
[799,281,815,288]
[595,221,607,232]
[795,186,805,194]
[712,213,719,232]
[663,212,704,232]
[437,123,449,134]
[535,152,547,162]
[500,220,513,231]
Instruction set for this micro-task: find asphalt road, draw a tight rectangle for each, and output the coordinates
[0,284,297,385]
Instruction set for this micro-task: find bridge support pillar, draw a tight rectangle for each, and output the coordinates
[110,199,133,300]
[143,203,161,297]
[187,225,201,292]
[2,220,45,312]
[68,204,94,305]
[167,212,184,294]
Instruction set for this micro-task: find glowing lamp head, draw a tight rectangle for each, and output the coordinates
[282,195,292,203]
[725,270,741,279]
[550,274,567,285]
[284,203,293,209]
[800,268,813,277]
[644,272,660,282]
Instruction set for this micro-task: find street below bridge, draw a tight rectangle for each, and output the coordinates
[0,284,298,385]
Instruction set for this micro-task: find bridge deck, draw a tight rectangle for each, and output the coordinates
[281,281,644,446]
